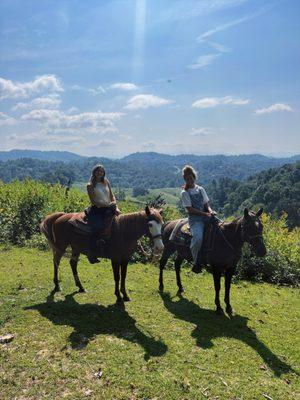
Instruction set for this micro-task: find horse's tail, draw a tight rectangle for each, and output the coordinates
[40,212,65,251]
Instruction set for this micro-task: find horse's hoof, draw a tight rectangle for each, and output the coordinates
[215,307,224,315]
[226,306,233,316]
[159,285,164,292]
[116,297,124,305]
[123,295,131,302]
[78,287,86,293]
[53,286,61,293]
[177,287,184,295]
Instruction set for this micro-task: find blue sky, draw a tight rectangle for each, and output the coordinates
[0,0,299,157]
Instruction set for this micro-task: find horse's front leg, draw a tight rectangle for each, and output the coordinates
[224,268,234,316]
[159,247,171,292]
[112,260,122,303]
[213,270,223,314]
[120,259,130,301]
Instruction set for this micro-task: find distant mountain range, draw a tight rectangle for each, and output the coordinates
[0,150,299,188]
[0,149,84,162]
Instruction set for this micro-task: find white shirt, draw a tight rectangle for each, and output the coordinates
[181,184,209,208]
[93,182,111,206]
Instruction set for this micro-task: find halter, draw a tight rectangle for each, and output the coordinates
[151,233,162,240]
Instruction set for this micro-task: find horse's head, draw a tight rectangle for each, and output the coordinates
[145,206,164,254]
[241,208,266,257]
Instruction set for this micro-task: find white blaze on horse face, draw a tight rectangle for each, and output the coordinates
[148,220,164,253]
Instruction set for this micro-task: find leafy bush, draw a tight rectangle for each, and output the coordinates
[236,213,300,285]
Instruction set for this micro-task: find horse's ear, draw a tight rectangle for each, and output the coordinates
[145,206,151,216]
[256,208,263,218]
[244,208,249,219]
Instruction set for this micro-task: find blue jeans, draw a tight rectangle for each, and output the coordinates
[189,219,205,263]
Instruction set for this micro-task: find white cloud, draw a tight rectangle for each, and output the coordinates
[189,127,214,136]
[192,96,250,108]
[69,84,106,95]
[0,112,17,126]
[208,41,231,53]
[254,103,294,115]
[88,85,106,95]
[21,109,123,131]
[110,83,138,91]
[97,139,115,147]
[0,74,63,100]
[21,109,123,135]
[196,6,270,41]
[12,95,61,111]
[125,94,173,110]
[187,54,221,69]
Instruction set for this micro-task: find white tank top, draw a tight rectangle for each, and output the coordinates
[93,182,111,205]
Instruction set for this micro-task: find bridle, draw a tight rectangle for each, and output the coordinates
[240,222,264,246]
[147,216,163,242]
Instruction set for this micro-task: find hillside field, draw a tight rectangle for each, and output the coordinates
[0,247,299,400]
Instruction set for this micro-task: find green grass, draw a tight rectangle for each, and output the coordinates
[0,247,299,400]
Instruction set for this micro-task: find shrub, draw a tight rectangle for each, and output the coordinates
[236,213,300,286]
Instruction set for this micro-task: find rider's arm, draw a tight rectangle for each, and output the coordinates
[106,180,121,214]
[87,184,109,208]
[185,206,211,217]
[107,180,116,204]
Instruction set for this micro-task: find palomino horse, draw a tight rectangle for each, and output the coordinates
[159,208,266,315]
[40,206,164,302]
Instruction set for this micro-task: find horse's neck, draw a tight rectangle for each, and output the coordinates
[116,212,147,243]
[221,218,243,249]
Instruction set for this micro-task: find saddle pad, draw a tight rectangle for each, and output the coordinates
[169,218,192,246]
[69,212,114,238]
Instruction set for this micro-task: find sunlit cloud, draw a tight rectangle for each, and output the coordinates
[192,96,250,108]
[187,54,221,69]
[124,94,173,110]
[0,75,63,100]
[110,83,138,91]
[12,94,61,111]
[254,103,294,115]
[0,112,17,126]
[189,127,214,136]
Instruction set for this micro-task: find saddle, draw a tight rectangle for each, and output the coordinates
[170,218,217,252]
[69,212,115,239]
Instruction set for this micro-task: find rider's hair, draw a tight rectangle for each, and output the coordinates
[182,165,197,180]
[89,164,106,187]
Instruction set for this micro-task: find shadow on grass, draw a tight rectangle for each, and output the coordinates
[25,292,167,360]
[160,292,297,377]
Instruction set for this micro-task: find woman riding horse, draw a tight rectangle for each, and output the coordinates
[181,165,216,273]
[86,164,121,264]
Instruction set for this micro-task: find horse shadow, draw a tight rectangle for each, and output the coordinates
[160,292,296,377]
[24,292,167,360]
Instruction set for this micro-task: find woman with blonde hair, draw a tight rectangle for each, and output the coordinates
[181,165,215,273]
[86,164,121,263]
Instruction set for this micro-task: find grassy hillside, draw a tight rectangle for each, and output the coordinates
[0,247,299,400]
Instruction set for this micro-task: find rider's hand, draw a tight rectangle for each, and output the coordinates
[115,207,121,215]
[211,210,217,216]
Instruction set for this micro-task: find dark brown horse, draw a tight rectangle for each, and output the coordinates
[40,206,164,302]
[159,208,266,315]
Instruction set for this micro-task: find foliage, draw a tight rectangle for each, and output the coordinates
[207,162,300,228]
[132,187,149,197]
[236,213,300,286]
[1,153,299,189]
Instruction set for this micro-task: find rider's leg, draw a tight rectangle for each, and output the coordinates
[189,220,205,273]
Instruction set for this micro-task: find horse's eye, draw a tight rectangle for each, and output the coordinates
[148,221,153,227]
